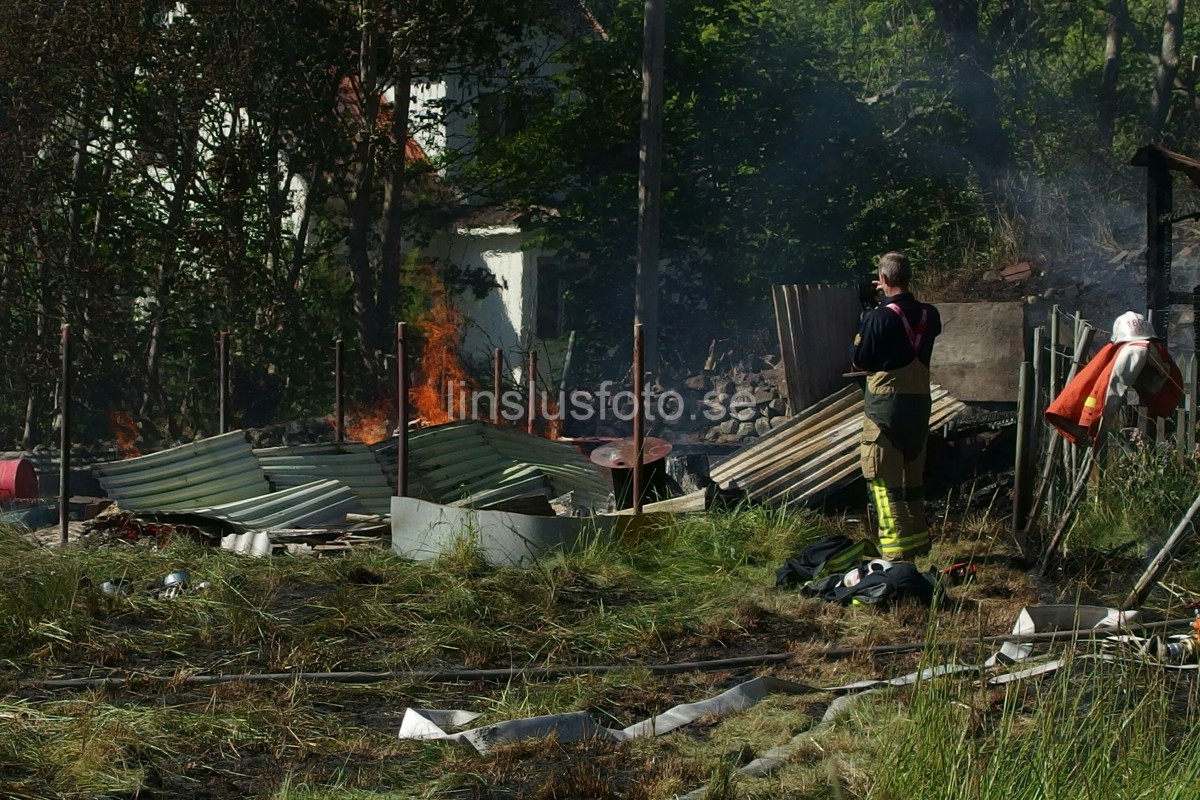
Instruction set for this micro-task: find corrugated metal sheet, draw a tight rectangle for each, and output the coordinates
[94,431,270,512]
[374,420,612,510]
[773,284,862,413]
[709,384,965,508]
[253,442,393,516]
[184,479,364,531]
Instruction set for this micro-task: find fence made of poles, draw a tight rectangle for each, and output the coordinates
[1021,305,1200,562]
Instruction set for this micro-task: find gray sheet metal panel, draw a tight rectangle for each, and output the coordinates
[95,431,255,477]
[94,431,271,512]
[104,467,274,512]
[483,425,611,504]
[189,479,365,530]
[99,457,263,493]
[253,442,393,516]
[392,496,617,566]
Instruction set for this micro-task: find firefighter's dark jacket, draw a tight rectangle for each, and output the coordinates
[852,292,941,458]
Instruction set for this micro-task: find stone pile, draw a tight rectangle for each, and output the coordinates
[246,417,336,448]
[561,355,790,444]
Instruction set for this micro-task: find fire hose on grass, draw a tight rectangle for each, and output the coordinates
[19,616,1200,691]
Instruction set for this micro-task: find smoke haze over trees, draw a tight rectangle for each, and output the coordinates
[0,0,1192,444]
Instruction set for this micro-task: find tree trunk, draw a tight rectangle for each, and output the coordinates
[347,22,383,380]
[379,56,412,384]
[1148,0,1184,140]
[1099,0,1124,149]
[22,225,51,448]
[928,0,1019,217]
[141,125,200,421]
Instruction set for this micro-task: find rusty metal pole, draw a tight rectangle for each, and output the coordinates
[492,347,502,424]
[527,350,537,435]
[59,324,71,546]
[218,331,229,434]
[396,323,409,497]
[334,339,345,442]
[633,322,645,515]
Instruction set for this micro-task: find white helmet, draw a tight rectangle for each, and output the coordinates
[1112,311,1154,343]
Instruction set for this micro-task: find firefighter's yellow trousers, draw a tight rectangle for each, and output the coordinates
[860,425,930,561]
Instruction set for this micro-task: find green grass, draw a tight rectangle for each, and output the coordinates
[861,656,1200,800]
[5,501,1200,798]
[0,505,818,675]
[1069,441,1200,556]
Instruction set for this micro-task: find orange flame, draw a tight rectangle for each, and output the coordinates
[545,400,563,439]
[343,400,393,445]
[411,268,473,426]
[108,411,141,459]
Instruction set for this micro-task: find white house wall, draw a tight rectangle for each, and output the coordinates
[425,228,543,378]
[406,80,449,168]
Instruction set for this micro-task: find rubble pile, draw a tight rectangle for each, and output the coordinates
[77,512,209,550]
[246,417,337,448]
[563,354,789,444]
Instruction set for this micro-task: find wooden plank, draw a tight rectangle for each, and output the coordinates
[753,420,861,496]
[1183,354,1195,453]
[741,409,861,488]
[709,386,860,479]
[1123,490,1200,609]
[784,285,804,409]
[721,387,961,503]
[798,286,816,408]
[709,387,862,482]
[710,381,955,494]
[773,285,800,415]
[1177,352,1188,451]
[791,285,810,408]
[770,451,859,506]
[770,284,861,414]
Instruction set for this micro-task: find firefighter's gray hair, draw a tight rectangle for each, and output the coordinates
[878,252,911,287]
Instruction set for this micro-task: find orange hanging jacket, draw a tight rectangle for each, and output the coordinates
[1045,341,1183,446]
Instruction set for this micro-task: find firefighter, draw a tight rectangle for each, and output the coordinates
[852,252,942,561]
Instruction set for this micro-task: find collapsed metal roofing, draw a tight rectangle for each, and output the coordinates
[94,431,270,512]
[709,384,965,508]
[375,420,612,510]
[253,442,393,516]
[93,423,610,534]
[93,433,365,532]
[181,479,364,531]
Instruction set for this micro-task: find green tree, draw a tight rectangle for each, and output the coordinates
[471,0,971,374]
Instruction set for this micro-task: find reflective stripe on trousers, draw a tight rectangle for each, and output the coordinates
[862,433,931,561]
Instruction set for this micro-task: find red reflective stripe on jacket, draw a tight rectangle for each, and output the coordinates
[884,303,928,352]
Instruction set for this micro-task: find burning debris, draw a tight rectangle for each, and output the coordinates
[411,267,475,427]
[77,511,208,550]
[107,411,143,459]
